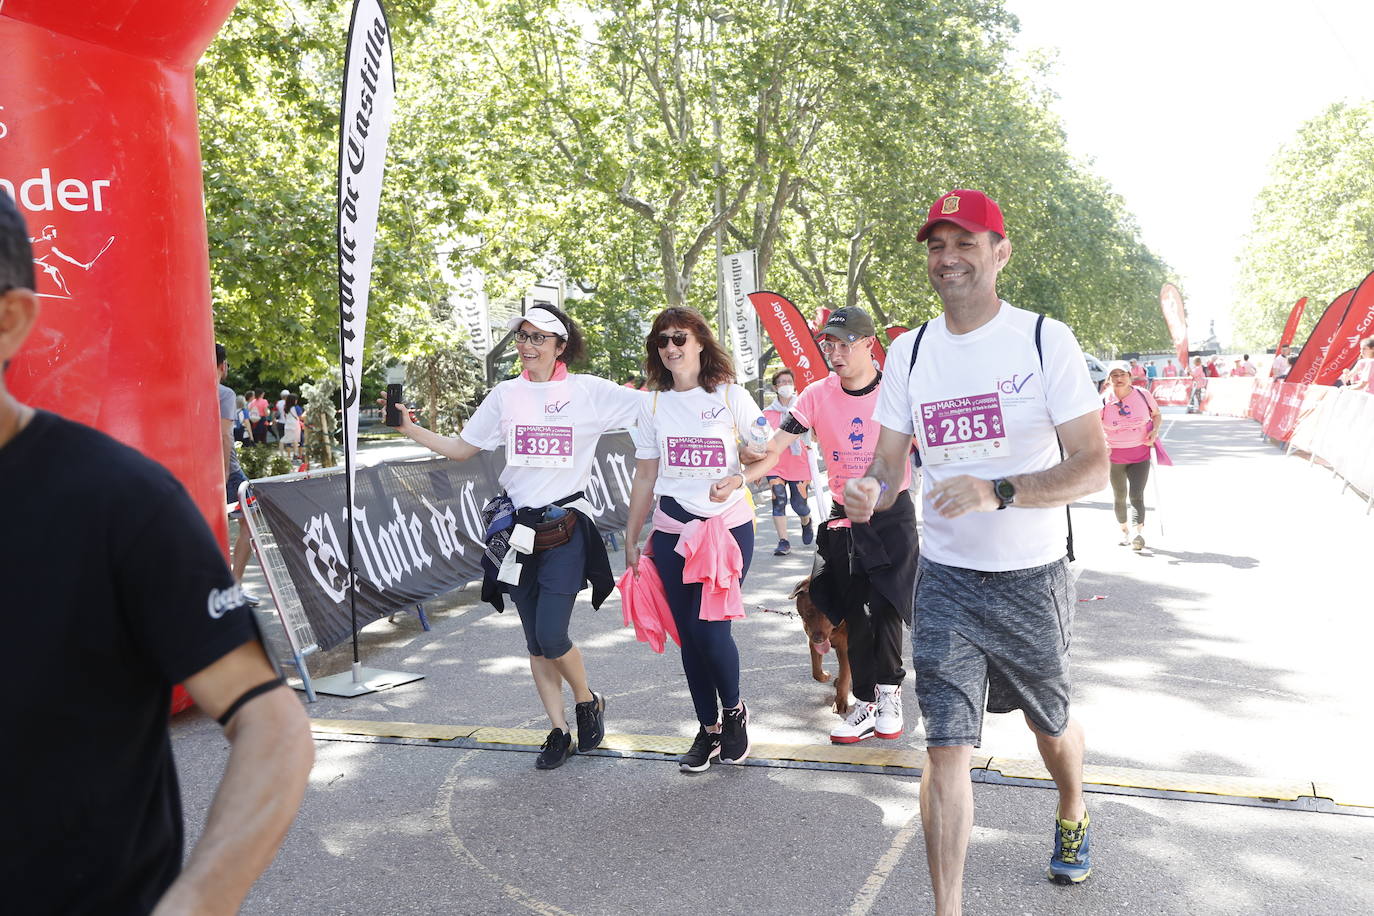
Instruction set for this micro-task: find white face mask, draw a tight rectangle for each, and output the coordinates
[776,384,796,400]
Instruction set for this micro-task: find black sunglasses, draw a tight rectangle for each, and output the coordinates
[656,332,689,348]
[1116,402,1132,417]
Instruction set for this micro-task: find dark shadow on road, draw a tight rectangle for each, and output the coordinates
[1143,548,1260,569]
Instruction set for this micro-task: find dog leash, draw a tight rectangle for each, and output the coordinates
[752,604,798,619]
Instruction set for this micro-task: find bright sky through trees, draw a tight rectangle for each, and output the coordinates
[1005,0,1374,346]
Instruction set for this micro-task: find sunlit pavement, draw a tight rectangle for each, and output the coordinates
[177,409,1374,914]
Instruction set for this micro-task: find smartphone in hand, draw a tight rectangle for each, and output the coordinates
[385,383,404,427]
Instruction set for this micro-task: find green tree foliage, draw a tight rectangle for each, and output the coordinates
[200,0,1169,391]
[1233,101,1374,349]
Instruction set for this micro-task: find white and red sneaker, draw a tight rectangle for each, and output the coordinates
[830,700,876,744]
[874,684,904,739]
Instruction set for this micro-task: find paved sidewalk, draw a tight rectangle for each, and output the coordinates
[176,410,1374,914]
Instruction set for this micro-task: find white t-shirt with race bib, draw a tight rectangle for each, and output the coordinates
[633,383,764,518]
[875,302,1100,572]
[460,372,643,509]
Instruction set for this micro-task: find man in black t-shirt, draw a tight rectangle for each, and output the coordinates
[0,192,314,914]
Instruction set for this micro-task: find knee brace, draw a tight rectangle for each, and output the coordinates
[771,483,787,516]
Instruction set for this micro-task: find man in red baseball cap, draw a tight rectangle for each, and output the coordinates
[845,188,1109,911]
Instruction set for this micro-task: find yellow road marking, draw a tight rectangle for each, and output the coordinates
[311,717,1365,808]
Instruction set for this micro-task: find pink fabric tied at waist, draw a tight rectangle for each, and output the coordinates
[1153,439,1174,466]
[651,497,754,621]
[616,557,679,654]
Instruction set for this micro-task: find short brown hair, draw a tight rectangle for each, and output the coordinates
[771,369,794,386]
[644,307,734,393]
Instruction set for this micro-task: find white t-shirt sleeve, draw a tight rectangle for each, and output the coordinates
[1039,319,1101,425]
[459,385,505,450]
[875,331,917,435]
[727,384,766,437]
[588,376,644,431]
[632,391,660,458]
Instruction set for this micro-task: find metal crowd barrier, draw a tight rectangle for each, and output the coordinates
[239,475,322,701]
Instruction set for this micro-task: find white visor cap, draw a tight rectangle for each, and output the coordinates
[507,307,568,338]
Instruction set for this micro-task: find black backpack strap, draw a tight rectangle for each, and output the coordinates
[908,322,929,375]
[1035,313,1075,563]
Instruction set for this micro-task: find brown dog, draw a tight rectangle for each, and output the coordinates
[790,576,852,714]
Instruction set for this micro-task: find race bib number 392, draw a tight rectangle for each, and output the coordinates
[507,422,574,467]
[917,392,1008,465]
[662,435,727,479]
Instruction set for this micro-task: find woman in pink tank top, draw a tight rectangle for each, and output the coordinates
[1100,363,1162,551]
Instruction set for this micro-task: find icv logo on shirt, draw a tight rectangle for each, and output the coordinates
[545,400,571,414]
[700,406,729,421]
[996,373,1035,396]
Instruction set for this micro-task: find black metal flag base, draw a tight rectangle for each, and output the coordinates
[311,661,424,698]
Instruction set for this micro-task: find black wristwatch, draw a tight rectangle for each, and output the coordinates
[992,477,1015,510]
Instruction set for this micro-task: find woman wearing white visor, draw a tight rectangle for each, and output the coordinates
[388,305,643,769]
[1098,361,1162,551]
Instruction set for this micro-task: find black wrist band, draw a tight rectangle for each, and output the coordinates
[216,676,286,727]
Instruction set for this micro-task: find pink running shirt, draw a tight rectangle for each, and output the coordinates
[789,374,911,504]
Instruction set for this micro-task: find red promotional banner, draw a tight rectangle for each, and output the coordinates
[1314,271,1374,386]
[1287,289,1354,385]
[1261,382,1307,441]
[750,291,830,391]
[1276,297,1308,353]
[1160,283,1189,370]
[872,334,886,369]
[1,0,241,549]
[885,325,908,342]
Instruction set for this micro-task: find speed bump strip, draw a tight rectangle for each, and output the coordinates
[310,718,478,741]
[309,719,1368,810]
[986,757,1311,802]
[1313,782,1374,810]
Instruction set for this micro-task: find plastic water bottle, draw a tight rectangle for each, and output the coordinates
[748,416,770,448]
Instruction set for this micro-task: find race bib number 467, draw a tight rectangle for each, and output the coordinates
[917,392,1008,465]
[662,435,727,479]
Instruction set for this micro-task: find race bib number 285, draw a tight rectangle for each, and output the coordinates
[917,392,1009,466]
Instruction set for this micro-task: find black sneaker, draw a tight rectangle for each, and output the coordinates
[535,728,573,770]
[679,726,721,772]
[801,519,815,545]
[575,691,606,752]
[719,702,751,764]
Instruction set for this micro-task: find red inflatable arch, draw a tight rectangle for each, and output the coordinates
[2,0,241,548]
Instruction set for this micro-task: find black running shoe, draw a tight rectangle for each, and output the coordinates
[679,726,721,772]
[535,728,573,770]
[719,702,751,764]
[575,691,606,752]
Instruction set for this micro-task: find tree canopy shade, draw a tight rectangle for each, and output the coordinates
[1233,100,1374,351]
[199,0,1171,391]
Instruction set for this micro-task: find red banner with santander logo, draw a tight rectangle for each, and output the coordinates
[749,291,829,391]
[1,0,239,549]
[1288,289,1354,384]
[1314,271,1374,386]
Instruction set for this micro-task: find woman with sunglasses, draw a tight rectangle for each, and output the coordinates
[387,305,643,769]
[1099,361,1162,551]
[625,307,777,772]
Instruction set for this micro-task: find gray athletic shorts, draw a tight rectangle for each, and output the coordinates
[913,556,1074,747]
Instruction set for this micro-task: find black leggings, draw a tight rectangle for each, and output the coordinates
[1110,460,1151,527]
[649,496,753,727]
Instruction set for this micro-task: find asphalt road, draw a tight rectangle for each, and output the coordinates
[174,409,1374,914]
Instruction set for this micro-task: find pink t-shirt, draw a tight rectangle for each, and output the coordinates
[763,407,811,481]
[1190,365,1205,383]
[790,373,911,504]
[1163,363,1178,377]
[1100,386,1158,463]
